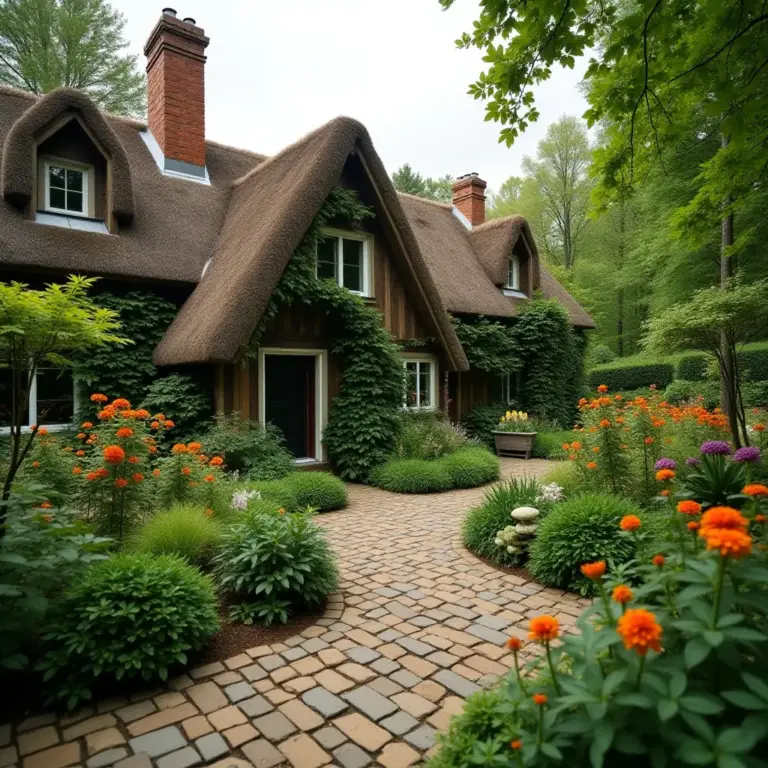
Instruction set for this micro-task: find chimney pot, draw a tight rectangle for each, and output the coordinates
[162,7,177,16]
[452,173,487,227]
[183,16,196,24]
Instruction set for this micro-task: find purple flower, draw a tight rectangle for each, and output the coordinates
[655,458,677,471]
[734,446,761,464]
[700,441,732,456]
[685,457,701,467]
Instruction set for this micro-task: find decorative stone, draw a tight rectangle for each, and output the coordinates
[511,506,539,522]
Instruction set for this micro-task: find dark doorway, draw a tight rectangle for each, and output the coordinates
[264,355,316,459]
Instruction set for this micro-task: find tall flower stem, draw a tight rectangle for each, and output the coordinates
[544,642,562,695]
[635,654,646,689]
[710,556,727,630]
[512,651,528,696]
[596,581,615,627]
[537,706,544,746]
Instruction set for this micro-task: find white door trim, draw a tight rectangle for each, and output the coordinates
[258,348,328,462]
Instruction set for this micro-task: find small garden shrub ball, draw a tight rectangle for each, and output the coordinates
[283,471,347,511]
[39,553,219,708]
[528,493,648,593]
[440,447,500,489]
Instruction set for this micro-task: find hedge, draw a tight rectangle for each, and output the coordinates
[676,354,709,382]
[588,361,675,391]
[740,346,768,383]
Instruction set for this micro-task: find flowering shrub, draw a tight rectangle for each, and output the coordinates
[496,409,537,433]
[431,491,768,767]
[394,412,474,460]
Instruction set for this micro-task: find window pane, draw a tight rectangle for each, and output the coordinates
[49,187,66,209]
[66,169,83,192]
[36,368,74,425]
[0,369,29,427]
[66,191,84,213]
[317,237,337,280]
[49,166,66,189]
[342,239,363,292]
[419,363,431,407]
[508,257,518,289]
[405,362,418,407]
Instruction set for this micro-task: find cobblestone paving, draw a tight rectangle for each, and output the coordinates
[1,459,589,768]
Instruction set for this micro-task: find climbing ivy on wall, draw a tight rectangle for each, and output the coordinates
[249,188,405,482]
[451,316,521,375]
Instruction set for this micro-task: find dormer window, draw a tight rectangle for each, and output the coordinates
[45,159,88,216]
[316,229,372,297]
[506,254,520,291]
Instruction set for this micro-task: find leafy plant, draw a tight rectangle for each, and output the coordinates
[462,476,543,566]
[451,315,521,375]
[440,447,500,489]
[141,374,211,440]
[462,402,509,448]
[395,411,472,460]
[202,412,294,480]
[38,553,219,708]
[532,430,574,459]
[589,361,675,391]
[213,508,338,626]
[682,453,747,506]
[282,472,347,513]
[131,504,221,566]
[0,488,111,669]
[529,494,648,593]
[373,458,454,494]
[495,409,537,433]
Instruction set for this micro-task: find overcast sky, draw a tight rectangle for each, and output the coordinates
[117,1,589,191]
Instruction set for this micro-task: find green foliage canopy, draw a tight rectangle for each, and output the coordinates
[391,163,453,202]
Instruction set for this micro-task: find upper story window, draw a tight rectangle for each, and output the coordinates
[45,159,89,217]
[403,356,438,411]
[316,229,372,297]
[506,253,520,291]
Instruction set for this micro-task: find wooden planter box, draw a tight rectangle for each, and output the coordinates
[492,431,537,460]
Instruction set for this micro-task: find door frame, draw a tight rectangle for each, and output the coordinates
[258,348,328,462]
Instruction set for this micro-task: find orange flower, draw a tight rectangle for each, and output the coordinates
[29,424,37,432]
[617,608,663,656]
[171,443,189,454]
[96,467,109,479]
[592,446,600,453]
[116,427,134,438]
[599,419,611,429]
[181,466,191,476]
[655,469,675,482]
[37,427,48,436]
[562,442,570,451]
[700,527,752,558]
[580,561,606,580]
[41,513,53,523]
[127,455,139,464]
[154,413,166,421]
[72,466,83,475]
[644,437,654,445]
[210,456,224,466]
[148,445,157,453]
[204,474,216,483]
[81,421,93,429]
[205,508,214,517]
[64,446,73,452]
[187,441,202,453]
[40,500,53,509]
[131,473,144,483]
[114,477,129,488]
[98,407,115,420]
[743,484,768,497]
[75,450,85,457]
[510,740,522,751]
[754,423,765,432]
[111,398,131,409]
[134,409,150,419]
[103,444,125,464]
[31,461,39,468]
[597,384,609,393]
[529,615,559,642]
[279,508,286,515]
[652,554,665,567]
[755,514,766,523]
[677,500,702,516]
[688,521,700,532]
[660,489,670,497]
[153,468,161,477]
[612,585,633,604]
[505,636,523,651]
[620,515,641,532]
[164,420,175,429]
[586,461,598,470]
[150,421,160,430]
[533,693,548,706]
[571,441,582,450]
[76,432,86,440]
[90,393,108,403]
[86,471,100,481]
[700,506,748,534]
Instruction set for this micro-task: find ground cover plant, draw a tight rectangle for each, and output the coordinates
[431,464,768,766]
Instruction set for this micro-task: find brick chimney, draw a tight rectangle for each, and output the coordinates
[452,173,487,227]
[144,8,209,177]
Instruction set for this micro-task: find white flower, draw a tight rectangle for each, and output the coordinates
[231,489,261,510]
[537,482,564,503]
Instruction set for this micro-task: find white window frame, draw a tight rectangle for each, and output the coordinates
[0,368,77,433]
[44,157,90,218]
[402,354,438,411]
[499,373,515,405]
[316,228,373,297]
[506,253,520,291]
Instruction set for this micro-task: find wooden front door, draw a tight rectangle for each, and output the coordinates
[264,355,316,459]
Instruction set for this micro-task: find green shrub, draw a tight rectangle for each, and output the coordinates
[395,412,471,460]
[202,413,294,480]
[676,353,709,381]
[283,472,347,512]
[532,430,572,458]
[461,402,508,448]
[740,342,768,381]
[462,477,542,566]
[528,493,646,593]
[664,379,720,409]
[540,462,583,497]
[585,342,617,368]
[743,380,768,407]
[213,508,338,625]
[131,504,221,565]
[440,447,500,489]
[373,458,453,493]
[39,553,219,708]
[235,480,299,512]
[588,360,674,391]
[141,374,211,440]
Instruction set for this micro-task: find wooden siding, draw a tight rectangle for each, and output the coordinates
[449,369,500,422]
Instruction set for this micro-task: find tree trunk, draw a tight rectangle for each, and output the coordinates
[617,288,625,357]
[719,134,740,446]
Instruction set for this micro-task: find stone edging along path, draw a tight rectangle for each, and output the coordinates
[2,458,589,768]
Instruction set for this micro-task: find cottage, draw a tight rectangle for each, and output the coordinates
[0,9,592,464]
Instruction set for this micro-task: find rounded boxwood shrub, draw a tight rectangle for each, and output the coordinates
[283,471,347,512]
[214,508,338,625]
[441,447,500,489]
[462,476,542,566]
[528,493,647,592]
[373,458,454,493]
[39,553,219,708]
[131,504,221,565]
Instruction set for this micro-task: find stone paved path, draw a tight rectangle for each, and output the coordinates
[2,459,589,768]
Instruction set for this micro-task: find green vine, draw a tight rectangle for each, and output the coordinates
[249,188,405,482]
[451,315,521,375]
